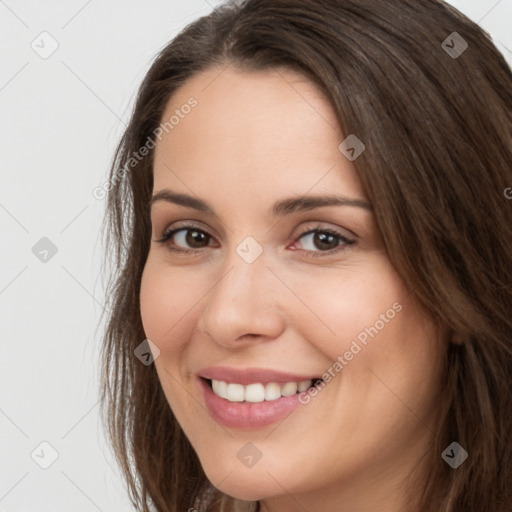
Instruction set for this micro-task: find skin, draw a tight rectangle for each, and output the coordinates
[140,65,447,512]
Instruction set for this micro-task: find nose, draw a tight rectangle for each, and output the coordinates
[197,248,286,348]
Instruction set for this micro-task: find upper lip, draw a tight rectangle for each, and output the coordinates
[198,366,321,385]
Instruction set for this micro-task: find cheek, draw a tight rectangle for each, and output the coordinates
[311,258,445,426]
[139,262,170,343]
[282,255,406,361]
[139,259,206,419]
[139,258,204,350]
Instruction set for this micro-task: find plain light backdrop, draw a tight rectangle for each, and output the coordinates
[1,1,511,511]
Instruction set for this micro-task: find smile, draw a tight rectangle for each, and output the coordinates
[197,367,324,429]
[210,379,314,402]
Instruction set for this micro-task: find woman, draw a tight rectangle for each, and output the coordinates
[99,1,512,511]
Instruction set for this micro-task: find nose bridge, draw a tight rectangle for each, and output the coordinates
[209,242,269,316]
[198,240,284,345]
[214,233,270,303]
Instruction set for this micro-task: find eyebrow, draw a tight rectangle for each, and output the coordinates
[149,189,372,216]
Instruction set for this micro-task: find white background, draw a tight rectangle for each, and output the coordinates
[1,1,511,510]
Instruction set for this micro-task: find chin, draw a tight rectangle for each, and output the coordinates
[200,458,279,502]
[212,474,269,501]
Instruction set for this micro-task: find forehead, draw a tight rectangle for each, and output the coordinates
[152,65,367,206]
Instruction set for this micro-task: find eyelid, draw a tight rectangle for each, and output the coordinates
[156,218,217,239]
[293,222,356,242]
[155,221,217,246]
[289,224,355,257]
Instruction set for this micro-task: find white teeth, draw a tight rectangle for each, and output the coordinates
[226,383,245,402]
[244,383,265,402]
[264,382,281,401]
[212,379,228,399]
[210,379,313,402]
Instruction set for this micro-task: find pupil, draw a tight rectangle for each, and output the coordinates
[315,232,336,250]
[186,230,208,248]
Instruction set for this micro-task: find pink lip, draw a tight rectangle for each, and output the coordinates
[198,366,320,385]
[199,377,305,429]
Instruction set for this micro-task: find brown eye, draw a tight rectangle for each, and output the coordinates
[181,229,210,248]
[296,228,353,253]
[157,226,214,250]
[312,232,339,250]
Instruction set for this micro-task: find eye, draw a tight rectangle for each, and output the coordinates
[292,226,355,257]
[156,223,216,252]
[156,222,355,257]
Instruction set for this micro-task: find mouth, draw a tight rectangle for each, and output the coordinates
[198,375,325,429]
[203,377,324,403]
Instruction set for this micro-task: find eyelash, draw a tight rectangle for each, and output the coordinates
[155,223,355,258]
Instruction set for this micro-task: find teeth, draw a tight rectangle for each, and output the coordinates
[265,382,281,401]
[211,379,313,402]
[281,382,298,396]
[298,380,312,392]
[245,383,265,402]
[211,379,228,399]
[226,383,245,402]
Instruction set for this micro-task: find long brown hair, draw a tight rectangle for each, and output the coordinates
[99,1,512,510]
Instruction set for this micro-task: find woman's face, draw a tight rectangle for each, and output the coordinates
[140,66,446,510]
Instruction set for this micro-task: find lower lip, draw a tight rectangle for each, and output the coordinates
[199,378,304,429]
